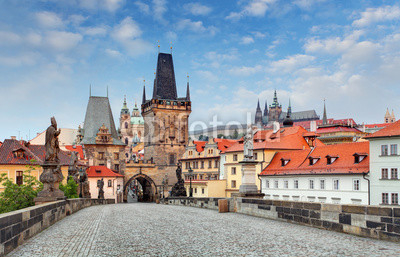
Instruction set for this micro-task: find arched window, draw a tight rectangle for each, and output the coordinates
[125,122,128,129]
[125,138,128,145]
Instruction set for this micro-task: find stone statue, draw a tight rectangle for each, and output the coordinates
[45,117,61,163]
[243,125,254,161]
[97,178,105,199]
[78,167,91,198]
[170,162,186,197]
[68,152,79,183]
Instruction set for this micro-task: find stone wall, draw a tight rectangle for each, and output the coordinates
[0,198,115,256]
[164,197,400,242]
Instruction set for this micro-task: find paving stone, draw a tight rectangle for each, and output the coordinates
[7,203,400,257]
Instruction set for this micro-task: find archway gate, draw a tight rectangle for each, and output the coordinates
[123,173,158,202]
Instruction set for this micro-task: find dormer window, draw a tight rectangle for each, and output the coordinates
[13,149,25,159]
[308,157,320,165]
[326,155,338,165]
[353,153,368,164]
[96,169,101,173]
[281,158,290,167]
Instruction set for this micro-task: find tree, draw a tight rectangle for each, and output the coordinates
[233,129,239,139]
[59,176,78,199]
[0,164,43,214]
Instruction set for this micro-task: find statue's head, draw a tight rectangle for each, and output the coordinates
[51,117,57,129]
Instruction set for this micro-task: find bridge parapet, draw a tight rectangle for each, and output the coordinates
[163,197,400,243]
[0,198,115,256]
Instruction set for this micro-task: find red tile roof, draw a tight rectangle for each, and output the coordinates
[364,120,400,139]
[64,145,85,160]
[225,126,322,153]
[0,139,71,165]
[193,141,206,152]
[364,123,391,128]
[260,141,369,176]
[293,118,357,130]
[316,126,363,134]
[86,166,124,177]
[192,139,238,153]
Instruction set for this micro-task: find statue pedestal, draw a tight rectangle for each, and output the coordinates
[238,160,264,198]
[34,163,66,205]
[171,179,187,197]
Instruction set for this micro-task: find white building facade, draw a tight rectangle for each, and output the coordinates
[365,120,400,206]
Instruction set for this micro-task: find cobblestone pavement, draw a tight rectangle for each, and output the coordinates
[8,203,400,257]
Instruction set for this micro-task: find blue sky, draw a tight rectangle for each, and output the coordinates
[1,0,400,140]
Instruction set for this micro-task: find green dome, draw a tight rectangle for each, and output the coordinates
[131,116,144,125]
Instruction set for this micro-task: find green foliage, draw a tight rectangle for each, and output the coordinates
[0,164,43,214]
[232,129,239,139]
[59,176,78,199]
[217,134,224,138]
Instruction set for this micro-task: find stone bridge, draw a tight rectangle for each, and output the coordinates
[7,203,400,256]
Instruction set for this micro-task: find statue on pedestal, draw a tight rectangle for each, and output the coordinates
[98,178,105,199]
[170,162,187,197]
[243,124,254,161]
[68,152,79,184]
[79,167,91,198]
[35,117,66,204]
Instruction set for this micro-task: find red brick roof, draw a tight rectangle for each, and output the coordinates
[260,141,369,176]
[225,126,322,153]
[364,123,390,128]
[64,145,85,160]
[193,141,206,152]
[0,139,71,165]
[364,119,400,139]
[193,139,238,153]
[86,166,124,177]
[293,118,357,130]
[317,126,363,134]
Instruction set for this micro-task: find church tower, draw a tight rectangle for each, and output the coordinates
[255,99,263,127]
[141,52,191,170]
[268,90,282,122]
[385,108,391,123]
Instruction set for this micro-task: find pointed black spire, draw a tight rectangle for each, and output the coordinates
[288,99,292,117]
[152,53,178,100]
[142,85,146,105]
[323,99,328,125]
[186,75,190,101]
[256,99,261,111]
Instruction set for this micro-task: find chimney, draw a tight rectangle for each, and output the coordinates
[11,136,16,140]
[310,121,317,132]
[273,122,280,133]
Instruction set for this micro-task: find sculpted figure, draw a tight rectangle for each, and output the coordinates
[176,162,183,181]
[45,117,61,163]
[97,178,105,199]
[243,124,254,161]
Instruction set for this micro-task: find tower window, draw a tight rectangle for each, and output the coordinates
[169,154,175,165]
[125,122,128,129]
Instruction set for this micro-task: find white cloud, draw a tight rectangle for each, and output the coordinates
[176,19,217,36]
[165,31,177,41]
[228,65,263,76]
[135,1,150,14]
[26,32,42,46]
[293,0,327,10]
[183,3,212,16]
[79,0,125,12]
[353,5,400,27]
[240,36,254,44]
[68,14,87,26]
[46,31,83,51]
[196,70,219,82]
[252,31,267,39]
[269,54,315,73]
[35,11,64,28]
[82,26,108,36]
[0,31,22,45]
[105,48,122,58]
[0,52,39,67]
[226,0,276,20]
[153,0,167,22]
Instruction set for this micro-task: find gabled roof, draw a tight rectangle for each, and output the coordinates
[152,53,178,100]
[317,125,363,134]
[81,96,124,145]
[293,118,357,130]
[214,138,237,152]
[64,145,85,160]
[225,126,321,153]
[364,119,400,139]
[280,110,319,121]
[364,123,390,128]
[0,139,71,165]
[86,166,124,177]
[193,141,206,152]
[260,141,369,176]
[30,128,78,146]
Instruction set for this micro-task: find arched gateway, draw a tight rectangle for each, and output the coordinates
[123,173,158,202]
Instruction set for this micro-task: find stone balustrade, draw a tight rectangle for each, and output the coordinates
[0,198,115,256]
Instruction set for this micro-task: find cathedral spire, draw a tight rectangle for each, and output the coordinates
[257,99,261,111]
[152,52,178,100]
[322,99,328,125]
[142,84,146,105]
[288,99,292,117]
[186,74,190,101]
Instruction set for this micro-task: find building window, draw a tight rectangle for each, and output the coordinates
[114,164,119,171]
[16,171,23,185]
[124,122,128,129]
[382,168,389,179]
[202,188,205,194]
[201,161,204,169]
[233,154,238,161]
[382,193,389,204]
[214,160,218,168]
[353,179,360,191]
[320,179,325,190]
[265,180,270,188]
[231,180,236,188]
[391,168,398,179]
[188,150,193,156]
[284,180,288,189]
[108,179,112,187]
[333,179,339,190]
[254,153,258,160]
[185,162,189,169]
[274,180,279,188]
[294,180,298,189]
[309,180,314,189]
[199,174,203,180]
[231,167,236,175]
[391,144,398,155]
[114,152,119,160]
[381,145,389,156]
[125,138,128,145]
[392,193,399,205]
[194,188,197,194]
[208,160,212,168]
[99,152,104,160]
[169,154,175,165]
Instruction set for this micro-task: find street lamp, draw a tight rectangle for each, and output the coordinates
[188,166,194,197]
[161,177,166,199]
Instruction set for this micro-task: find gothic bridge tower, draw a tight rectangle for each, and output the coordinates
[141,52,191,177]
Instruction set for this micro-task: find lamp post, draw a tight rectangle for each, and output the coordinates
[188,166,193,197]
[161,177,166,199]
